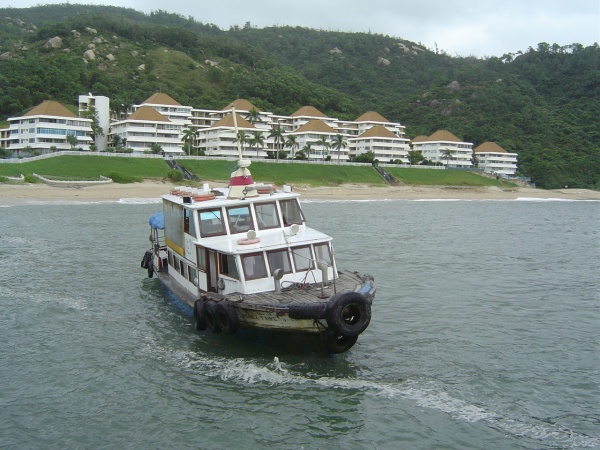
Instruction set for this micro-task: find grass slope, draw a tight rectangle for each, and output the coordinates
[0,155,507,188]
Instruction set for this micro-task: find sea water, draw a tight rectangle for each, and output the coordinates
[0,199,598,449]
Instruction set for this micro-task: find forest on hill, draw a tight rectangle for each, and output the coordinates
[0,4,598,189]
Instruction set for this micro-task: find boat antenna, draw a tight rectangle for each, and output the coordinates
[228,106,257,199]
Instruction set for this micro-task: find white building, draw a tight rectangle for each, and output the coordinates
[411,130,473,168]
[349,125,410,163]
[78,94,110,151]
[3,100,93,153]
[292,119,340,161]
[109,106,186,155]
[197,112,260,158]
[474,141,518,175]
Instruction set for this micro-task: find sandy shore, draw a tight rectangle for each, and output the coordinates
[0,181,599,205]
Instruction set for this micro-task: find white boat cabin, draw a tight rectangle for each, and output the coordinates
[156,187,338,297]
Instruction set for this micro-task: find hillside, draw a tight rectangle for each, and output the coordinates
[0,4,598,189]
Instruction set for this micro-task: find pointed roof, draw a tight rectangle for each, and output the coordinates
[212,113,255,129]
[294,119,336,133]
[354,111,389,123]
[474,141,507,153]
[411,135,429,143]
[24,100,77,118]
[291,106,327,118]
[223,99,260,112]
[427,130,461,142]
[357,125,398,139]
[127,106,171,122]
[143,92,181,106]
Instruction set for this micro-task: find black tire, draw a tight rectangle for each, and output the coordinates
[325,292,371,336]
[147,258,154,278]
[192,299,207,331]
[325,330,358,354]
[288,303,326,320]
[204,301,221,334]
[216,301,240,335]
[141,250,152,269]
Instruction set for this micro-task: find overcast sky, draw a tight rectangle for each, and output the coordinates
[5,0,599,57]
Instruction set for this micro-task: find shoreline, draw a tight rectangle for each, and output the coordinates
[1,181,599,206]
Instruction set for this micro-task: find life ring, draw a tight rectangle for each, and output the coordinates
[325,292,371,336]
[193,193,216,202]
[192,299,207,331]
[237,237,261,245]
[204,300,221,334]
[216,301,240,334]
[325,330,358,354]
[256,185,276,194]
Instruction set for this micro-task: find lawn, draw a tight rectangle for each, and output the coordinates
[0,155,170,179]
[387,167,507,187]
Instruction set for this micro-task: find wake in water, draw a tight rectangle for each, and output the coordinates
[160,348,599,449]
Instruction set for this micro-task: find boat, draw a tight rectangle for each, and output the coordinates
[140,111,375,354]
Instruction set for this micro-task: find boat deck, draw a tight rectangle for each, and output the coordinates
[209,270,371,308]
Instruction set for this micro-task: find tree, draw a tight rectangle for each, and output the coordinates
[268,124,284,161]
[150,143,163,154]
[245,107,261,124]
[408,150,425,165]
[66,133,78,149]
[441,148,454,167]
[330,134,347,162]
[317,135,330,163]
[249,130,265,157]
[285,134,299,159]
[236,130,249,155]
[181,128,195,156]
[301,142,313,160]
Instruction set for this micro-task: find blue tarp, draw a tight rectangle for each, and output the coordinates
[149,212,164,230]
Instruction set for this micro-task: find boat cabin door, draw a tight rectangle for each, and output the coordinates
[207,249,218,292]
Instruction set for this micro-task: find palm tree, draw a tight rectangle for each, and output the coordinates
[268,124,284,161]
[441,148,454,167]
[285,134,299,160]
[317,135,330,163]
[236,130,249,156]
[245,107,261,125]
[249,130,265,158]
[302,142,313,160]
[181,128,195,156]
[330,134,347,162]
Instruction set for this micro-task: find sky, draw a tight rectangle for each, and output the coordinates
[4,0,599,57]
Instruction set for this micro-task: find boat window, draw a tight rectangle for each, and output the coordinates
[164,201,184,254]
[196,246,206,271]
[219,253,239,280]
[241,253,268,280]
[184,209,197,238]
[314,243,332,265]
[187,264,195,283]
[291,246,314,271]
[226,205,254,234]
[199,208,225,237]
[280,199,305,226]
[266,249,292,274]
[179,259,186,277]
[255,202,280,230]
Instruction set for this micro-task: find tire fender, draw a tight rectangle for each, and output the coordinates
[325,291,371,336]
[192,299,207,331]
[216,301,240,335]
[204,300,221,334]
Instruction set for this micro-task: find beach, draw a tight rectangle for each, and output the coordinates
[0,180,599,205]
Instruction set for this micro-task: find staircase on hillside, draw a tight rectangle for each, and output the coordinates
[165,159,199,181]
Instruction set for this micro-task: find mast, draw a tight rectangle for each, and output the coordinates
[228,106,257,199]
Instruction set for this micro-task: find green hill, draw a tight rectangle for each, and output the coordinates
[0,4,598,189]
